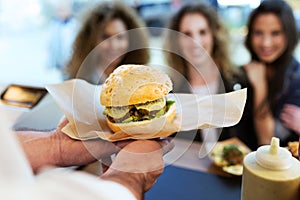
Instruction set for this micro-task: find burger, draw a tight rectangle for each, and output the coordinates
[100,64,176,133]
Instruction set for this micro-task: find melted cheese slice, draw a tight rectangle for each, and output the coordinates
[105,106,130,119]
[105,97,166,119]
[135,97,166,111]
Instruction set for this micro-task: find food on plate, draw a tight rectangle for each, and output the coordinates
[210,143,249,176]
[100,64,176,133]
[222,144,244,165]
[287,141,299,158]
[222,165,244,176]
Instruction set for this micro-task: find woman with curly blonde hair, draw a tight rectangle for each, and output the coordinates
[64,1,150,84]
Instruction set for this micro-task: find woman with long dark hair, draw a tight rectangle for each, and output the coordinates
[244,0,300,146]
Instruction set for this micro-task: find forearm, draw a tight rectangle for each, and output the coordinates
[254,112,275,145]
[16,130,57,173]
[252,82,275,145]
[252,78,267,111]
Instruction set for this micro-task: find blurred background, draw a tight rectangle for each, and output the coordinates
[0,0,299,85]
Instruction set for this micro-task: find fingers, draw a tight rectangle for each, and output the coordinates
[244,61,265,73]
[280,104,300,133]
[155,137,175,155]
[101,156,112,173]
[82,139,120,159]
[57,116,69,130]
[284,104,299,109]
[282,104,300,115]
[114,138,174,157]
[110,140,164,173]
[281,104,298,122]
[280,111,291,122]
[114,139,135,149]
[280,110,293,130]
[282,104,295,113]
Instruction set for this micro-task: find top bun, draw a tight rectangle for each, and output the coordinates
[100,64,172,106]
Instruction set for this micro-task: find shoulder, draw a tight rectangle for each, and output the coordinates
[222,66,249,92]
[294,60,300,76]
[288,59,300,83]
[281,59,300,105]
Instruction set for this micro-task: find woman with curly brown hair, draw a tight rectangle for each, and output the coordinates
[63,1,150,84]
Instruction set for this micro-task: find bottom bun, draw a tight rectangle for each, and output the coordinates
[106,103,176,133]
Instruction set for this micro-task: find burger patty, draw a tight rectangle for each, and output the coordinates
[107,106,166,123]
[222,144,244,165]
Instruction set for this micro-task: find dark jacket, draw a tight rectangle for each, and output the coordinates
[272,58,300,146]
[170,68,259,150]
[220,68,258,150]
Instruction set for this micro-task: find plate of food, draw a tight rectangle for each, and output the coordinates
[287,141,299,158]
[209,138,250,176]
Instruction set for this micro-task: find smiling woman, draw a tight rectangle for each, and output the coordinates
[63,1,150,84]
[250,14,287,64]
[243,0,300,147]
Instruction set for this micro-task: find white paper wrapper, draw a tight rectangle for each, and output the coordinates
[46,79,247,141]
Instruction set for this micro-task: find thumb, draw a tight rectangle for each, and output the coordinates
[57,116,69,130]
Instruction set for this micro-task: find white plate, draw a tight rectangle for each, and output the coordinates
[209,139,250,176]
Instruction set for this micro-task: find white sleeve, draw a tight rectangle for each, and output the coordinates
[3,169,137,200]
[0,114,136,200]
[37,169,137,200]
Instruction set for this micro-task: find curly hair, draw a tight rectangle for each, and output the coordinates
[64,1,150,82]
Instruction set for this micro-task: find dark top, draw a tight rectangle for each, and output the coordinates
[171,59,300,150]
[170,67,258,150]
[271,58,300,145]
[220,68,257,150]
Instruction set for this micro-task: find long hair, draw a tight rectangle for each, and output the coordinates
[64,1,150,80]
[163,2,236,81]
[245,0,299,111]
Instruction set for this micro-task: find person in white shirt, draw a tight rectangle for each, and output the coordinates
[1,116,173,199]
